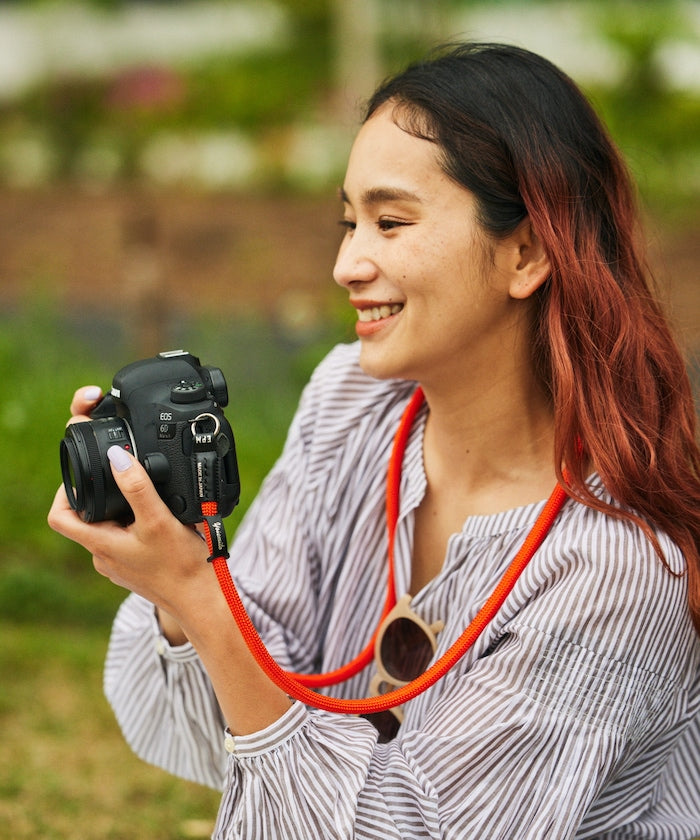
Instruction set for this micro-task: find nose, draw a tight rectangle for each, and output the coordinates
[333,231,379,289]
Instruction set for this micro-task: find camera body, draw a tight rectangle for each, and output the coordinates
[60,350,240,524]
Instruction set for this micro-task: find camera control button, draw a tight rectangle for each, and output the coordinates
[143,452,171,484]
[171,381,207,404]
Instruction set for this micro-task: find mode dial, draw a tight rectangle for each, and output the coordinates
[170,380,207,404]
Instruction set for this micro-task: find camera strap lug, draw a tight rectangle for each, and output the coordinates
[190,414,231,562]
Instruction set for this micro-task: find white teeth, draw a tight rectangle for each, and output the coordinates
[357,304,403,322]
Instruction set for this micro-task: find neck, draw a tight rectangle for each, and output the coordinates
[419,361,556,512]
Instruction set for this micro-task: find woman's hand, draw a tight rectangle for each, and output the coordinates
[49,444,292,733]
[51,386,293,733]
[58,385,193,642]
[48,440,215,626]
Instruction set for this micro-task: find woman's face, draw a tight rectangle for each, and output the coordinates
[334,105,532,392]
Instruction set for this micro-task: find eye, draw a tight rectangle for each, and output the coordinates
[338,219,356,233]
[378,217,411,232]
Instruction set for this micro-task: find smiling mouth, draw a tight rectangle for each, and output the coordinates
[357,304,403,323]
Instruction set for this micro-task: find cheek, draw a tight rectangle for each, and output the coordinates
[402,241,452,288]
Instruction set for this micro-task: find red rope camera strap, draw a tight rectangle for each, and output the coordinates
[202,388,568,716]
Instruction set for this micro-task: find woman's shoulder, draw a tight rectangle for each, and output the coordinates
[559,475,687,575]
[304,341,410,404]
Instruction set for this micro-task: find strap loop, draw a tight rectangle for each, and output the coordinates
[201,501,229,562]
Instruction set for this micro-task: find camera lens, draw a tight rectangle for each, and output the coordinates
[60,419,134,522]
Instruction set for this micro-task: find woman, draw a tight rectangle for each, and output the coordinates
[49,43,700,838]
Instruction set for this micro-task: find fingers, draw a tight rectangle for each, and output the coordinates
[48,448,167,543]
[47,484,115,558]
[50,447,176,548]
[48,488,124,591]
[49,446,212,612]
[69,385,103,423]
[47,484,78,538]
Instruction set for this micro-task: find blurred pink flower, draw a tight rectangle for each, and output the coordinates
[106,65,186,112]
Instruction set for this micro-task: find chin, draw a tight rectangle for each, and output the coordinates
[358,345,413,382]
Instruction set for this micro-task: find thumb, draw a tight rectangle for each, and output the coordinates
[107,445,168,519]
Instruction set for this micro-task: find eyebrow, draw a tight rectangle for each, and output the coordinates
[338,186,422,207]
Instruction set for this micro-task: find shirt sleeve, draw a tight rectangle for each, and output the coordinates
[103,414,321,790]
[210,636,622,840]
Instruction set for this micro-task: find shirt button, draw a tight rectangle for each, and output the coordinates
[155,638,166,656]
[224,733,236,754]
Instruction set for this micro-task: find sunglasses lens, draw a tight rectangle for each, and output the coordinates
[380,616,434,682]
[362,710,402,743]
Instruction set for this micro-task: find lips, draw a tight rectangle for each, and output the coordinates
[356,303,403,323]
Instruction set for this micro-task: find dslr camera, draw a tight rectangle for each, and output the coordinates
[60,350,240,525]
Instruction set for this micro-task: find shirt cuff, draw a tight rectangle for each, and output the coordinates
[224,700,308,757]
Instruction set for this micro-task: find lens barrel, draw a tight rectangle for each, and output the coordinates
[60,419,133,523]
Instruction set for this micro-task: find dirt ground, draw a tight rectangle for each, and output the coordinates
[0,187,698,349]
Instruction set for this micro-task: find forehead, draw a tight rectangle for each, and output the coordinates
[342,107,448,201]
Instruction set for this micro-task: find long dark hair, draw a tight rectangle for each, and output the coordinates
[366,42,700,634]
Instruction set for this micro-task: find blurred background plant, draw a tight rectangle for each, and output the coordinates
[0,0,697,205]
[0,1,698,837]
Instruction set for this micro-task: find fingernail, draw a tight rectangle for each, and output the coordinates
[107,445,133,472]
[84,386,102,402]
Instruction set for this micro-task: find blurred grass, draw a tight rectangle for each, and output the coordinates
[0,621,222,839]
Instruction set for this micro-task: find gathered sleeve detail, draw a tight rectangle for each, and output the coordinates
[104,593,227,790]
[214,703,382,840]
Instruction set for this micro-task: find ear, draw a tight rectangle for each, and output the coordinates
[507,218,551,300]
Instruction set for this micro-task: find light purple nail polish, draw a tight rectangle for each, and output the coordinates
[84,386,102,402]
[108,445,132,472]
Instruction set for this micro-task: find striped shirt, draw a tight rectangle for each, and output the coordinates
[105,341,700,839]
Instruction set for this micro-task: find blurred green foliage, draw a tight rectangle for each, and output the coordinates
[1,0,699,628]
[1,1,698,628]
[1,0,697,208]
[587,1,700,215]
[1,5,696,834]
